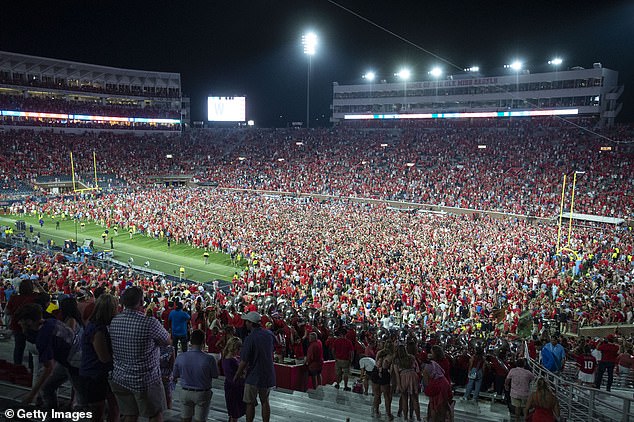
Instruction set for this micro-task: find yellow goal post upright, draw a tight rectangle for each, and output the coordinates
[555,171,582,261]
[70,151,100,193]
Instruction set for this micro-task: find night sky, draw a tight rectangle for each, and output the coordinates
[1,0,633,127]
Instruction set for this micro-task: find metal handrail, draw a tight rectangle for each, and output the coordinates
[524,342,633,422]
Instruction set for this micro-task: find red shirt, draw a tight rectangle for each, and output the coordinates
[305,339,324,371]
[576,355,597,374]
[6,293,37,332]
[327,337,354,361]
[598,342,619,363]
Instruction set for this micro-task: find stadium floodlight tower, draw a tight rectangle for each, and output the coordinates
[548,57,563,66]
[395,68,411,112]
[429,67,443,110]
[363,71,376,110]
[504,60,523,109]
[302,31,318,129]
[549,57,563,88]
[363,71,376,82]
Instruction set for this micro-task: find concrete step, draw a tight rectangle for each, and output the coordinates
[0,380,510,422]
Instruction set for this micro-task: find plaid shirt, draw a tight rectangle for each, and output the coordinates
[109,308,170,392]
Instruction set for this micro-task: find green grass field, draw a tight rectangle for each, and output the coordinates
[0,214,239,282]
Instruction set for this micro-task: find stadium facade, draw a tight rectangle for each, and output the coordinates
[0,51,187,130]
[331,64,622,127]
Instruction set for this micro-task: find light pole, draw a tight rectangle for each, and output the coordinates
[302,32,317,129]
[363,71,375,113]
[395,68,411,112]
[505,60,522,109]
[549,57,563,91]
[429,67,443,111]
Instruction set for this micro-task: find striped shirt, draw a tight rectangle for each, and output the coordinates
[109,308,170,392]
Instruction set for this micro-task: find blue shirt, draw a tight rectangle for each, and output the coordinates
[542,343,565,372]
[242,326,276,388]
[168,309,190,337]
[36,318,73,368]
[80,322,112,377]
[173,349,218,390]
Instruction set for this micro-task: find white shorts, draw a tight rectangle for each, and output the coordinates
[578,372,594,384]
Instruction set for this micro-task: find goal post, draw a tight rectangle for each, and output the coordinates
[70,151,100,193]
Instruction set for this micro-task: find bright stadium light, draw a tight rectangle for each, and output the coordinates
[549,58,563,66]
[363,71,376,82]
[302,31,318,129]
[395,68,411,80]
[504,61,523,109]
[464,66,479,72]
[429,67,443,78]
[395,68,411,112]
[302,32,318,56]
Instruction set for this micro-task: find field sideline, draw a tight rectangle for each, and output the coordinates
[0,214,240,282]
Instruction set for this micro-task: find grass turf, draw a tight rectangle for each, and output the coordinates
[0,214,239,282]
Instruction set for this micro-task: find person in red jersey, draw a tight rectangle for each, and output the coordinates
[576,345,597,387]
[595,335,620,391]
[326,328,354,391]
[304,332,324,390]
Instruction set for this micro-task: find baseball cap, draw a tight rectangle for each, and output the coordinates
[241,311,262,323]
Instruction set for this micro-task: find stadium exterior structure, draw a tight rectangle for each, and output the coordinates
[331,64,622,127]
[0,50,188,130]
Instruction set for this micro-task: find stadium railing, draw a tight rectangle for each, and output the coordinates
[524,343,633,422]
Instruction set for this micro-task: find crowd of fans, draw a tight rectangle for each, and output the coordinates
[0,119,633,420]
[1,121,632,218]
[0,232,632,420]
[14,188,634,337]
[0,75,181,98]
[0,94,180,119]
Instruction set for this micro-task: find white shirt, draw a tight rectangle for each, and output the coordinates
[359,357,376,372]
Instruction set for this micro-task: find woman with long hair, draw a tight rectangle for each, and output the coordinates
[78,293,119,422]
[373,340,395,420]
[525,377,560,422]
[431,344,451,384]
[423,359,453,422]
[221,336,246,422]
[394,344,421,421]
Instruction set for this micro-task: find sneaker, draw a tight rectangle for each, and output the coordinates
[344,386,351,391]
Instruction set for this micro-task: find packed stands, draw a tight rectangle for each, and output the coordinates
[1,121,632,218]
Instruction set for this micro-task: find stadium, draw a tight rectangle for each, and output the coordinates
[0,4,633,422]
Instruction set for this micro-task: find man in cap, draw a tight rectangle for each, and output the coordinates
[234,311,276,422]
